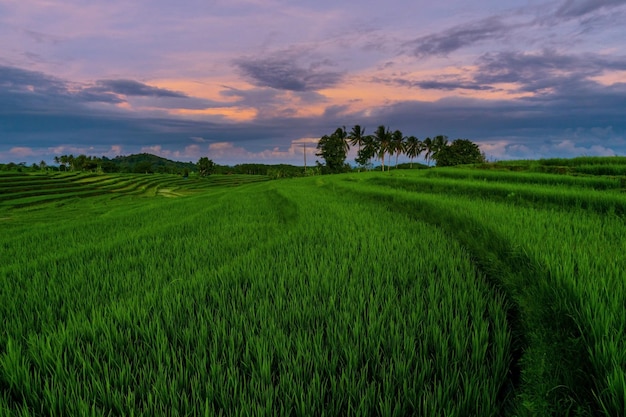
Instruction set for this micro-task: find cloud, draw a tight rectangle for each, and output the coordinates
[0,65,123,107]
[376,49,626,101]
[1,65,69,96]
[93,79,188,98]
[474,50,588,91]
[79,79,230,109]
[374,49,626,97]
[372,76,492,91]
[404,16,511,57]
[543,139,617,157]
[7,147,38,158]
[555,0,626,18]
[3,43,626,167]
[218,84,328,119]
[0,144,126,163]
[203,138,320,165]
[117,137,323,166]
[234,57,343,91]
[402,2,626,60]
[0,65,236,118]
[412,80,491,91]
[473,50,626,96]
[21,28,64,45]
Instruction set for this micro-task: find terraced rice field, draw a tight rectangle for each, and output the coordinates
[0,172,269,209]
[1,166,625,416]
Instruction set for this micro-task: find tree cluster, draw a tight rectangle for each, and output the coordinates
[0,161,49,172]
[316,125,485,172]
[315,128,351,173]
[197,157,216,177]
[54,155,100,172]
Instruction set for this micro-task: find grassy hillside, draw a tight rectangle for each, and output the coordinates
[1,161,625,415]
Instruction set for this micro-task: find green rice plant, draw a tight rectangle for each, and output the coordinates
[423,167,622,190]
[539,156,626,167]
[0,173,270,210]
[5,164,624,416]
[0,177,511,416]
[367,171,626,216]
[335,169,626,415]
[573,164,626,176]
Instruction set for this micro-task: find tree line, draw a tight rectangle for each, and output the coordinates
[316,125,485,173]
[0,153,308,178]
[50,153,198,174]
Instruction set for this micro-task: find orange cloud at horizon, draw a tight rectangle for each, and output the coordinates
[170,107,258,122]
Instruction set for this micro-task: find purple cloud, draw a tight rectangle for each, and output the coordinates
[234,57,343,91]
[555,0,626,18]
[404,16,511,57]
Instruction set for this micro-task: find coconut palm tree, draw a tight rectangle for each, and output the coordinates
[67,154,75,171]
[348,125,367,170]
[431,135,449,165]
[423,137,433,167]
[356,134,377,169]
[373,125,391,171]
[405,136,423,168]
[391,130,406,168]
[59,155,69,171]
[348,125,366,150]
[334,126,350,155]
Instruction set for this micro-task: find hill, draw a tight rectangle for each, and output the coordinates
[104,153,197,174]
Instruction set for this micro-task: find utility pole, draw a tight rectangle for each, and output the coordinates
[302,142,307,172]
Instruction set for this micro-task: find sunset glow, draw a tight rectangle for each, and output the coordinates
[1,0,625,165]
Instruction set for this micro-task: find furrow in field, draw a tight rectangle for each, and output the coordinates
[370,174,626,216]
[333,174,608,415]
[422,167,623,190]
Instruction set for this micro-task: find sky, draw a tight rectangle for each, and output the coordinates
[1,0,626,166]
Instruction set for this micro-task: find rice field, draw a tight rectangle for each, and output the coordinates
[1,165,625,416]
[0,172,269,210]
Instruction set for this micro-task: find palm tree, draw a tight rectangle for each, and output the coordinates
[356,134,377,169]
[431,135,449,166]
[334,126,350,155]
[405,136,423,168]
[67,154,75,171]
[423,137,433,167]
[59,155,69,171]
[391,130,406,168]
[373,125,391,172]
[348,125,367,170]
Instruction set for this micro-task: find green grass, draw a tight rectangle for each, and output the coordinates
[1,162,625,415]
